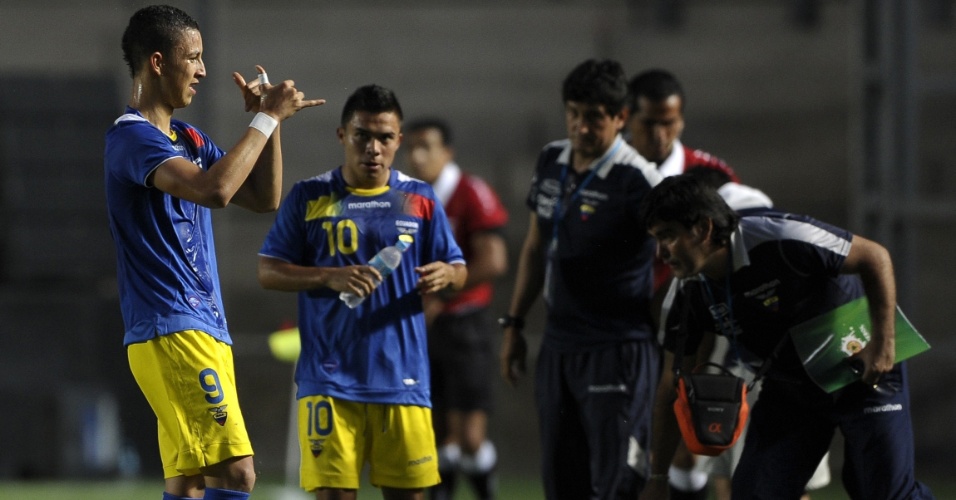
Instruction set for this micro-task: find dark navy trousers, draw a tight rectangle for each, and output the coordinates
[732,362,934,500]
[534,339,660,500]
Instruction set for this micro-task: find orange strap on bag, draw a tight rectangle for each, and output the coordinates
[670,280,786,457]
[673,362,749,456]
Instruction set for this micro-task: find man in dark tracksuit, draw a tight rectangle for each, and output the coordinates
[639,174,934,500]
[500,58,663,499]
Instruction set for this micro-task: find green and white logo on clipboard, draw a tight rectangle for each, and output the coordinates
[790,297,931,393]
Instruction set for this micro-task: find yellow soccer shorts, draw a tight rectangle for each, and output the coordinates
[297,395,440,492]
[128,330,254,478]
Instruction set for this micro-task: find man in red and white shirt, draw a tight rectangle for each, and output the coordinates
[404,118,509,500]
[627,69,740,293]
[626,69,738,178]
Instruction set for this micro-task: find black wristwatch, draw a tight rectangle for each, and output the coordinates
[497,315,525,330]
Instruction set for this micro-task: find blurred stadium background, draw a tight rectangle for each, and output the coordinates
[1,0,955,497]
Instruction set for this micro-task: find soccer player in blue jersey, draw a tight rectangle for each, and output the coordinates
[104,5,323,500]
[499,58,663,499]
[257,85,467,500]
[639,174,934,500]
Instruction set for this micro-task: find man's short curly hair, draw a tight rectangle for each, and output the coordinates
[562,59,629,116]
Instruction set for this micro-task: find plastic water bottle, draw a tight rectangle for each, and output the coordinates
[339,238,412,308]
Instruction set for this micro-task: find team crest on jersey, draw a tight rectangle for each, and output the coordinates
[762,296,780,312]
[209,405,228,426]
[395,219,420,235]
[309,438,325,457]
[579,203,595,221]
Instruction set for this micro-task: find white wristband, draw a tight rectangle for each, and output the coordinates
[249,112,278,138]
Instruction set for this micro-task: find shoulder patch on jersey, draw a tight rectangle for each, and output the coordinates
[306,195,343,221]
[401,192,435,220]
[183,126,205,148]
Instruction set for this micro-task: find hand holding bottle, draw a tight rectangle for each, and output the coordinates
[339,237,412,309]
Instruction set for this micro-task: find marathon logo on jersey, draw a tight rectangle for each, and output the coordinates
[208,405,228,426]
[347,200,392,210]
[588,384,627,393]
[744,279,781,312]
[395,219,420,235]
[309,438,325,457]
[407,454,434,467]
[579,189,609,202]
[863,403,902,415]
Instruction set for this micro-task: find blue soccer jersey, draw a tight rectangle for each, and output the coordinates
[105,107,230,346]
[526,135,663,351]
[663,209,864,376]
[259,168,465,407]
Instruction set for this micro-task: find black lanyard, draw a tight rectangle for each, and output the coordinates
[550,139,622,246]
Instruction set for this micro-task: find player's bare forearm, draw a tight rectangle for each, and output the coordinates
[841,235,897,378]
[232,127,282,212]
[415,262,467,294]
[461,232,508,289]
[258,255,332,292]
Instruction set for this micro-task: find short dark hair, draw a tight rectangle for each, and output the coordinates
[639,174,739,245]
[404,117,452,146]
[340,84,404,127]
[122,5,199,78]
[562,59,629,116]
[627,69,685,113]
[683,166,734,190]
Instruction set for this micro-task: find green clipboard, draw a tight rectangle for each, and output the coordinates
[790,297,930,393]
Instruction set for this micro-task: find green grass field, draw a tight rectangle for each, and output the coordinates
[1,476,954,499]
[0,477,543,500]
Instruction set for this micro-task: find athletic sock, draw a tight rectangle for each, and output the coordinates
[203,487,250,500]
[438,442,462,470]
[460,441,497,500]
[431,443,462,500]
[668,464,708,500]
